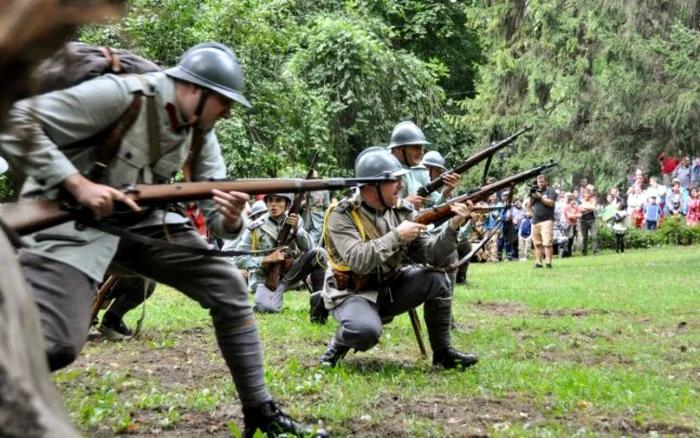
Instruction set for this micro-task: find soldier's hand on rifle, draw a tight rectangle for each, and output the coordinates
[441,173,461,198]
[449,201,473,230]
[405,194,427,209]
[285,213,299,230]
[63,173,140,220]
[212,189,250,233]
[263,248,286,266]
[396,221,427,242]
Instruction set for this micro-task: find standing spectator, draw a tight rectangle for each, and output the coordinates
[562,193,580,257]
[646,177,667,213]
[483,193,502,262]
[643,196,662,230]
[610,187,626,209]
[578,185,598,256]
[527,174,557,268]
[672,156,693,190]
[518,210,533,261]
[600,193,617,226]
[509,198,525,258]
[626,184,647,218]
[612,203,628,253]
[667,200,686,219]
[692,155,700,188]
[658,150,679,186]
[576,178,588,203]
[687,188,700,227]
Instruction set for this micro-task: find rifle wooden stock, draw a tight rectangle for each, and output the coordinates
[417,126,532,197]
[265,155,319,290]
[0,177,380,236]
[415,161,556,226]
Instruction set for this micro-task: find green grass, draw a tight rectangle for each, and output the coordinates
[54,246,700,437]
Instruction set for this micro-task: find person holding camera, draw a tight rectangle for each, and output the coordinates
[525,174,557,268]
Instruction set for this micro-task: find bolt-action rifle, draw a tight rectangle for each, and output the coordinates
[415,161,557,226]
[0,177,386,236]
[416,126,532,198]
[265,153,319,291]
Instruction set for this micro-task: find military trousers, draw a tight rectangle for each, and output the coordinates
[330,266,452,353]
[21,224,271,407]
[253,247,326,313]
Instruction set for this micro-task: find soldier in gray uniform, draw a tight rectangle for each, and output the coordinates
[234,193,329,323]
[319,147,479,369]
[387,121,460,209]
[303,169,331,245]
[0,42,327,437]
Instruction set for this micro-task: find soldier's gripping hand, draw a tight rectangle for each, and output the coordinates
[262,248,286,266]
[63,173,140,220]
[404,194,427,209]
[441,172,461,198]
[212,189,250,233]
[285,213,299,230]
[396,221,427,242]
[449,201,473,231]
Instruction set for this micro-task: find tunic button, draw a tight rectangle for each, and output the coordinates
[125,152,133,160]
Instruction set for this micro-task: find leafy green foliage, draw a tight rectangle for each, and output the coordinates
[457,1,700,192]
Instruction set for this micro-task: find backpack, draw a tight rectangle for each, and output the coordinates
[32,42,161,95]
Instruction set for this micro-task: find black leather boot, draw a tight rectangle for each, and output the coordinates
[309,291,329,324]
[243,401,329,438]
[99,314,133,340]
[319,338,349,367]
[433,348,478,370]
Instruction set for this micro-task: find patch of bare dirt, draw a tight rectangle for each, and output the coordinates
[539,308,614,318]
[472,300,527,317]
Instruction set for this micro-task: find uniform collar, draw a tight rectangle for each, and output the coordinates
[160,75,190,131]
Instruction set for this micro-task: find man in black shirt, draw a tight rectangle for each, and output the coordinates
[528,174,557,268]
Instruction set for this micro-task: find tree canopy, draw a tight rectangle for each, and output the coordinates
[1,0,698,201]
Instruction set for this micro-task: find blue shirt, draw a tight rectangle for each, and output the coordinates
[644,203,662,222]
[518,218,532,238]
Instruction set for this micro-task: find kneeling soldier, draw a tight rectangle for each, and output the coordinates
[319,147,479,369]
[234,193,328,323]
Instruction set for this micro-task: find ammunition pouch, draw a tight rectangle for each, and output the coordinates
[332,269,396,292]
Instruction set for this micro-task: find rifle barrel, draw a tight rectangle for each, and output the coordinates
[417,126,532,197]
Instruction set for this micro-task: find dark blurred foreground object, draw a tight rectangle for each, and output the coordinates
[0,1,123,437]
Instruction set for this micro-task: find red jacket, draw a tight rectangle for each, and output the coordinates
[658,152,678,175]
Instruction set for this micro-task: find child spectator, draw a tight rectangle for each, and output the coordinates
[562,194,580,256]
[518,211,533,261]
[668,200,685,218]
[643,196,663,230]
[631,205,645,228]
[687,188,700,227]
[613,203,628,253]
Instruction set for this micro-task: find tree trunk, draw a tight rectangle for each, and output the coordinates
[0,231,80,438]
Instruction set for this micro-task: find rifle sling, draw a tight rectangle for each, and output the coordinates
[84,220,283,257]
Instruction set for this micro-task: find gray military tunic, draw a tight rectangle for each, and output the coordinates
[0,72,242,281]
[321,195,458,353]
[398,164,444,206]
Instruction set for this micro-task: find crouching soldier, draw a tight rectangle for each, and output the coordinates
[234,193,329,323]
[319,147,479,369]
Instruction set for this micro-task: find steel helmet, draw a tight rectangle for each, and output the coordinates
[355,147,409,182]
[421,151,446,171]
[165,42,251,107]
[388,121,430,148]
[250,200,268,218]
[264,193,294,204]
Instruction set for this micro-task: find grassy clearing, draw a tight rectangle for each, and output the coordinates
[54,247,699,437]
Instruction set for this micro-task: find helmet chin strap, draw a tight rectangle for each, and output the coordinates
[401,147,409,167]
[375,184,393,209]
[188,89,211,127]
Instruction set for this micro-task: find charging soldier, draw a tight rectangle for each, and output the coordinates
[319,147,479,369]
[234,193,328,323]
[0,42,327,437]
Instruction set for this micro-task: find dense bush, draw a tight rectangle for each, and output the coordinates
[598,216,700,250]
